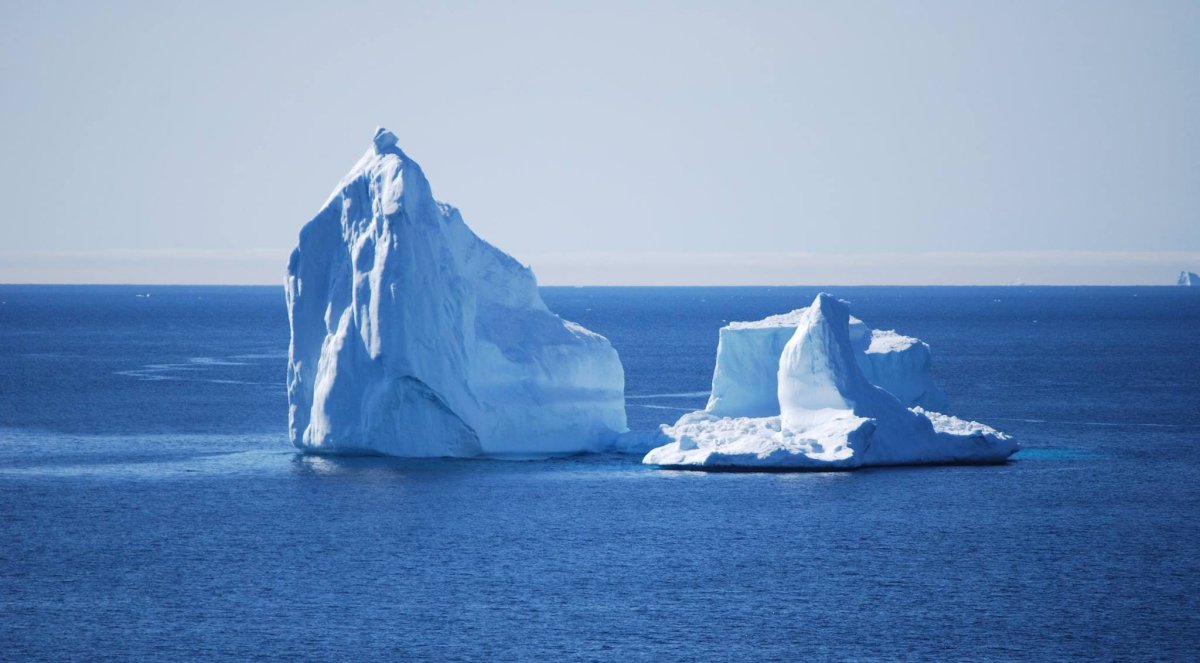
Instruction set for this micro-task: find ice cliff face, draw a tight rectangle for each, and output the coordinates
[705,307,947,417]
[286,128,626,456]
[1179,271,1199,286]
[643,294,1016,469]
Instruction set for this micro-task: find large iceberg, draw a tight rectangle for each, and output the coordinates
[286,128,626,457]
[643,294,1017,470]
[1179,271,1198,286]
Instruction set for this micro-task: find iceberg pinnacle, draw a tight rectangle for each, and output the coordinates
[778,294,867,421]
[373,126,399,150]
[1179,271,1198,286]
[286,128,626,456]
[643,293,1017,470]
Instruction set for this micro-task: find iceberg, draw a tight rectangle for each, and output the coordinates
[1179,271,1198,286]
[286,128,626,457]
[643,294,1017,470]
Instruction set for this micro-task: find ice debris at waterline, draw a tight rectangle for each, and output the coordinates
[642,294,1018,470]
[1178,271,1199,286]
[286,128,626,457]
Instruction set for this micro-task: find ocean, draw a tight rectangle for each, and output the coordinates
[1,285,1198,660]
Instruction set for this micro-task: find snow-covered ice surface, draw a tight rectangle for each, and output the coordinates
[286,128,626,457]
[1179,271,1199,286]
[644,294,1017,470]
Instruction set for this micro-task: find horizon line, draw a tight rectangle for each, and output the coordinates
[1,248,1196,287]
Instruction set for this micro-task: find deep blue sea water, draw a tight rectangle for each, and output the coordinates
[2,285,1199,660]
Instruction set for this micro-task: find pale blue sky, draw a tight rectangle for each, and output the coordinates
[1,0,1197,284]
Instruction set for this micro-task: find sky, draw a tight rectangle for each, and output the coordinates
[0,0,1197,285]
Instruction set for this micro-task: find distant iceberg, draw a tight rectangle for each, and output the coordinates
[286,128,626,457]
[1179,271,1198,286]
[643,294,1017,470]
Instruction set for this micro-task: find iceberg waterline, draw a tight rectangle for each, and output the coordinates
[286,128,626,457]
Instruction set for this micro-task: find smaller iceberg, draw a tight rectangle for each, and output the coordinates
[643,294,1017,470]
[1178,271,1198,286]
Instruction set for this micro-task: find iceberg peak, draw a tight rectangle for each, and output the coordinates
[778,294,861,417]
[372,126,402,154]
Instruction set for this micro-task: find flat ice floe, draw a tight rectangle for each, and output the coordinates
[643,294,1017,470]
